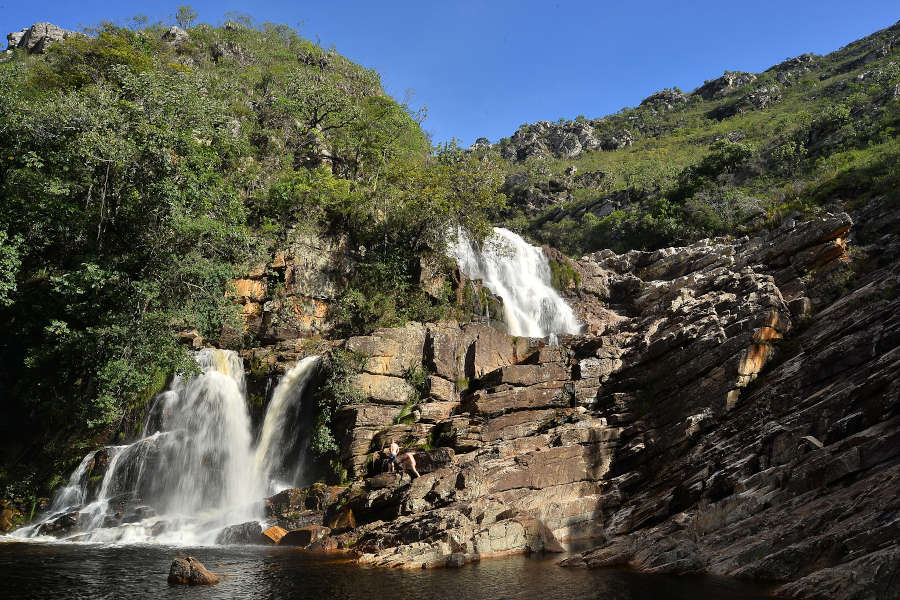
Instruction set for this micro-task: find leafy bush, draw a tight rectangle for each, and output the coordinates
[548,257,582,290]
[309,348,365,462]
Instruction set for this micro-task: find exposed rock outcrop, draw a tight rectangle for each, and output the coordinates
[639,88,688,111]
[694,71,758,100]
[6,23,78,54]
[227,231,353,343]
[160,26,190,46]
[499,120,632,162]
[552,202,899,599]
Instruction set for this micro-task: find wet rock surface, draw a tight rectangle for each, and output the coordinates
[167,556,221,585]
[215,521,263,545]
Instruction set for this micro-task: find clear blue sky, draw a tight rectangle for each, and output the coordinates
[2,1,897,145]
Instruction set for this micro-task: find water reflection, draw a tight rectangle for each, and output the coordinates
[0,542,773,600]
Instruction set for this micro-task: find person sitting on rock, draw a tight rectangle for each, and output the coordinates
[383,438,400,473]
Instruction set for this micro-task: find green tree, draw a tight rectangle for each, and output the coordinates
[176,5,198,29]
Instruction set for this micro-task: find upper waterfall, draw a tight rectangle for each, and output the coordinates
[450,227,582,338]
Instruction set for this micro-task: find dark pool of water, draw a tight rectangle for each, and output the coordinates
[0,542,774,599]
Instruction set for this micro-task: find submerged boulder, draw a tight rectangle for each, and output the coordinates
[36,510,80,537]
[167,556,221,585]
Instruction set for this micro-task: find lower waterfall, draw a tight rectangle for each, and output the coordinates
[254,355,322,496]
[12,349,321,545]
[450,227,582,338]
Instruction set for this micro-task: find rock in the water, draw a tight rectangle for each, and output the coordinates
[215,521,263,545]
[167,556,221,585]
[36,510,80,537]
[280,525,331,547]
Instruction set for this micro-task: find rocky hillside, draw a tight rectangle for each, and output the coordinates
[489,19,899,258]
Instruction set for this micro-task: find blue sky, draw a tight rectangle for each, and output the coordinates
[3,1,897,145]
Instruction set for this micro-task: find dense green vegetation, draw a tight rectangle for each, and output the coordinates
[0,16,504,497]
[496,22,900,256]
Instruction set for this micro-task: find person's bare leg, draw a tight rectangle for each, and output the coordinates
[405,453,420,478]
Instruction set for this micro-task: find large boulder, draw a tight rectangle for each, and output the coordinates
[160,26,190,46]
[167,556,221,585]
[280,525,331,547]
[351,373,413,405]
[215,521,263,545]
[346,323,426,378]
[36,510,80,537]
[7,23,78,54]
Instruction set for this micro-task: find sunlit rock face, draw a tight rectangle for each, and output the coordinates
[6,23,79,54]
[285,202,897,600]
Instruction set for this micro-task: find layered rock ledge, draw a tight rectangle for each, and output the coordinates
[248,200,897,598]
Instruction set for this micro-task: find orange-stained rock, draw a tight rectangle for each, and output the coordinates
[261,525,288,545]
[241,301,262,317]
[230,278,267,301]
[291,296,328,324]
[0,507,22,533]
[327,506,356,531]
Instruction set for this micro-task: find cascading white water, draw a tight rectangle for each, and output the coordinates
[47,453,95,513]
[254,355,322,495]
[450,227,582,338]
[12,350,322,545]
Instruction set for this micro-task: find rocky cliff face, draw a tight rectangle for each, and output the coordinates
[554,201,899,600]
[263,199,898,598]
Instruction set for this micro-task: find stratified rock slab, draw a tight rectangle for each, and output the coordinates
[261,525,287,545]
